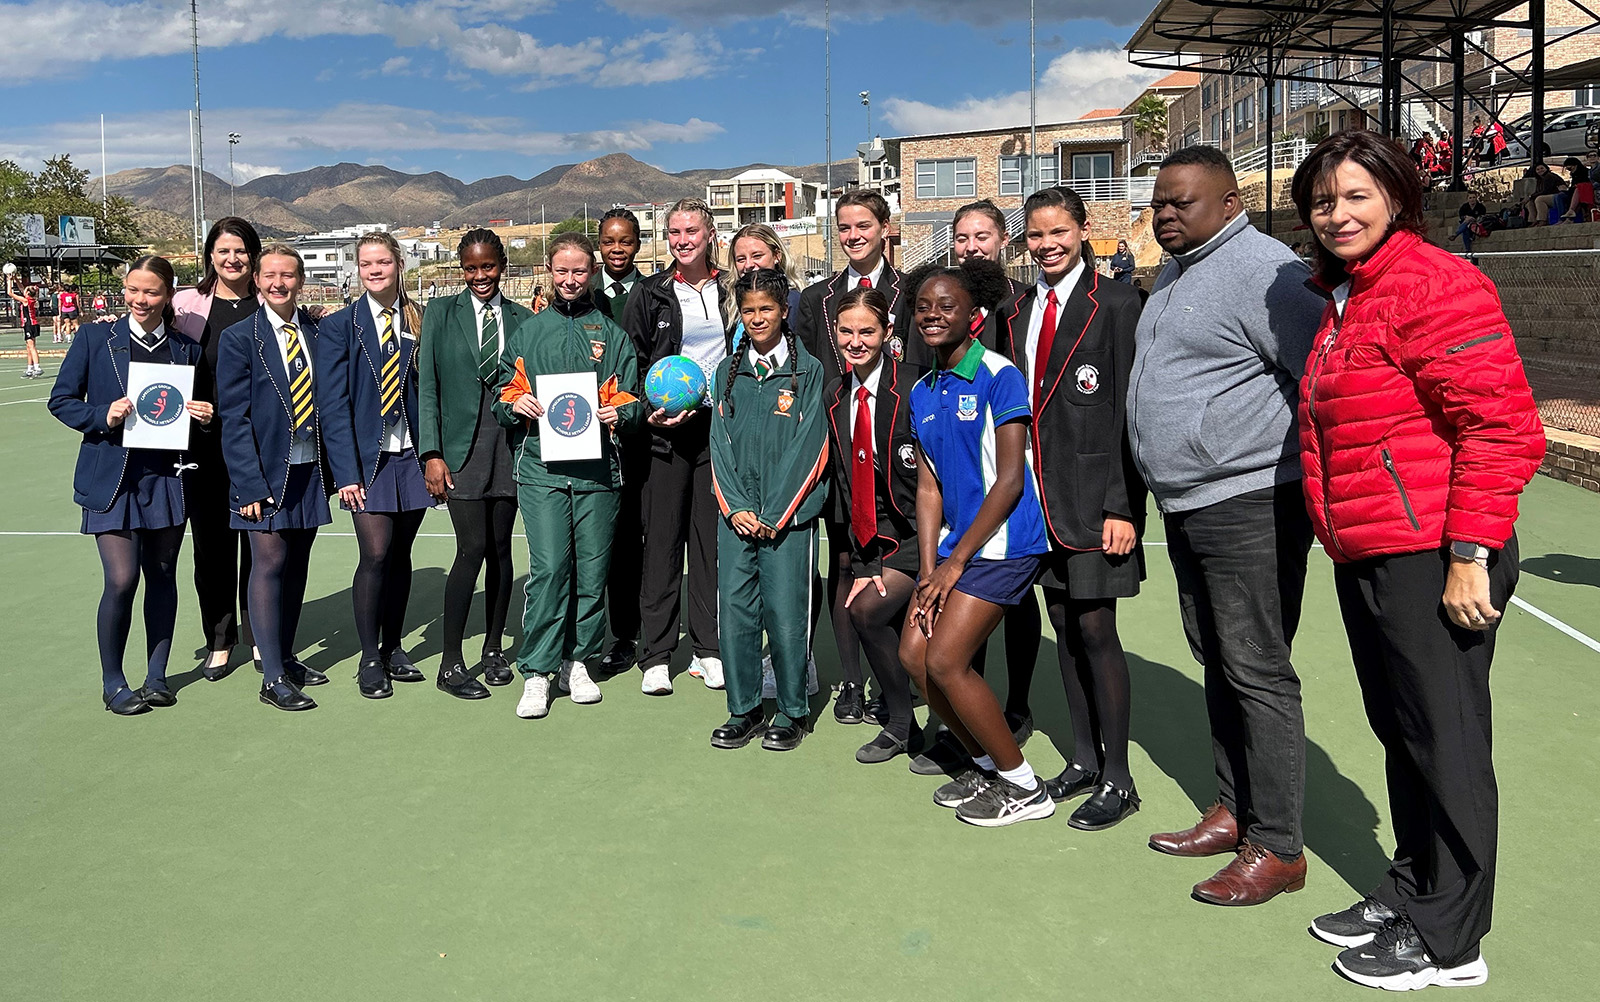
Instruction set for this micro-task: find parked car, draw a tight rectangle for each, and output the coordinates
[1498,107,1600,160]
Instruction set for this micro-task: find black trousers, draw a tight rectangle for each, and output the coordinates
[1164,482,1312,858]
[606,438,649,646]
[187,458,252,652]
[1334,538,1516,968]
[638,422,719,669]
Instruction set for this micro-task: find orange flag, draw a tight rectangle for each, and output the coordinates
[599,375,638,408]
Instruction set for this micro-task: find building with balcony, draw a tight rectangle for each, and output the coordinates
[855,137,902,212]
[704,169,822,234]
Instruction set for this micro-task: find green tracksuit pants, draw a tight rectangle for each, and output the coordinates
[717,517,818,721]
[516,482,620,677]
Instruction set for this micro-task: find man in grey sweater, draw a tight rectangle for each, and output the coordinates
[1125,146,1325,907]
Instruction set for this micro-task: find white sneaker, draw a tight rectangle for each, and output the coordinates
[696,656,725,690]
[563,659,602,704]
[641,664,673,695]
[515,675,550,718]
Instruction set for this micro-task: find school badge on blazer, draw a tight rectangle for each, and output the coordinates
[888,335,905,361]
[775,389,795,417]
[590,340,606,361]
[1075,364,1100,395]
[898,443,917,469]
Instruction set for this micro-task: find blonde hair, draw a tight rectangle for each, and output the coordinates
[665,198,719,272]
[355,230,421,335]
[256,242,305,279]
[725,223,800,286]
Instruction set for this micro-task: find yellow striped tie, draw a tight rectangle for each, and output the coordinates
[379,307,402,423]
[285,321,314,439]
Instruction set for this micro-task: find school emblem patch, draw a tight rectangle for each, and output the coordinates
[888,335,904,361]
[957,394,978,421]
[1075,364,1100,394]
[590,339,606,361]
[775,388,795,417]
[898,443,916,469]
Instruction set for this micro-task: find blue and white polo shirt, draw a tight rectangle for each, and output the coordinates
[910,341,1049,562]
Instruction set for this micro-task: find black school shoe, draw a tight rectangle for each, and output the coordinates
[710,711,766,749]
[1045,762,1099,803]
[1067,781,1141,831]
[1333,919,1489,991]
[1311,896,1399,948]
[358,659,393,699]
[437,662,491,700]
[861,696,887,727]
[285,657,328,687]
[259,678,316,711]
[761,716,809,751]
[139,681,177,708]
[833,681,865,724]
[856,730,917,764]
[908,728,968,776]
[480,650,515,687]
[598,641,636,676]
[103,686,152,716]
[383,648,426,683]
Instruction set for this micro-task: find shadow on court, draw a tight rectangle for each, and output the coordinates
[294,566,449,676]
[1521,553,1600,589]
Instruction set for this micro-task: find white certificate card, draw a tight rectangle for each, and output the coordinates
[536,370,602,463]
[123,361,195,451]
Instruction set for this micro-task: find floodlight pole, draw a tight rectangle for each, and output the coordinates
[1531,0,1546,165]
[191,0,205,249]
[1030,0,1038,195]
[1380,0,1394,137]
[1265,46,1275,237]
[824,0,834,276]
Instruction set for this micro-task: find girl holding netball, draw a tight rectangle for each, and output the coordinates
[49,255,209,714]
[6,277,44,378]
[899,258,1053,827]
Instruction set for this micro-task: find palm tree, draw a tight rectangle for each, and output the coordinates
[1133,94,1170,152]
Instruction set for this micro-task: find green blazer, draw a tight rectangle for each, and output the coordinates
[594,268,642,327]
[418,290,535,470]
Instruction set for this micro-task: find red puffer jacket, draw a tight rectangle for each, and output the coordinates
[1299,230,1545,563]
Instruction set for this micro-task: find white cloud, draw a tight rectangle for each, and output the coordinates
[881,47,1159,134]
[600,0,1149,28]
[225,161,285,183]
[380,56,412,75]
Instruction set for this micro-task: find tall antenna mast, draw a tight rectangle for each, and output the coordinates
[824,0,834,276]
[191,0,206,255]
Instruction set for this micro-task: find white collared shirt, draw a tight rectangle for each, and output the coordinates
[601,268,639,300]
[473,292,505,356]
[845,259,887,290]
[127,314,167,353]
[1024,258,1087,408]
[745,336,790,376]
[266,305,317,465]
[366,293,413,453]
[848,356,883,442]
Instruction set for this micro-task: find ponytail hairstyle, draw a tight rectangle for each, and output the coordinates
[722,268,795,419]
[125,253,178,329]
[835,285,891,332]
[902,257,1011,326]
[1022,186,1096,268]
[951,198,1008,237]
[197,216,262,296]
[457,226,506,265]
[835,188,891,224]
[665,197,719,273]
[546,230,597,263]
[356,230,421,338]
[722,222,800,329]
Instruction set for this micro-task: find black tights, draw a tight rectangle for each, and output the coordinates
[351,510,424,663]
[846,568,917,741]
[247,529,317,685]
[94,527,184,695]
[826,532,864,688]
[1044,593,1134,790]
[442,497,517,667]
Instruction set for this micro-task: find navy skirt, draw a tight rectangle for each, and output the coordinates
[949,555,1042,607]
[346,447,435,513]
[234,462,331,532]
[82,452,185,534]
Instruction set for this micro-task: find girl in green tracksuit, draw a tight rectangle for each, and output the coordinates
[493,232,642,720]
[708,269,830,752]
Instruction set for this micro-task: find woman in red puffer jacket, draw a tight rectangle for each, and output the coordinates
[1289,130,1545,993]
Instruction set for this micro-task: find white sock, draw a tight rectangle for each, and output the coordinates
[998,761,1038,791]
[972,754,996,772]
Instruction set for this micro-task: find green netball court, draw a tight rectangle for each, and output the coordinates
[2,348,1595,1002]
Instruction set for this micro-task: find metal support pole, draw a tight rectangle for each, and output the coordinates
[1265,49,1276,237]
[1531,0,1546,165]
[1451,32,1467,190]
[824,0,834,277]
[1381,1,1394,136]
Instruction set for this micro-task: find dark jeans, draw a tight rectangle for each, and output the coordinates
[1164,482,1313,858]
[1334,538,1516,968]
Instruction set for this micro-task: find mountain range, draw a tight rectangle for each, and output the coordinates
[101,153,859,240]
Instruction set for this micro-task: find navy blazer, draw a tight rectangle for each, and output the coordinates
[216,305,323,510]
[991,271,1148,550]
[824,358,925,577]
[316,296,422,489]
[49,317,201,513]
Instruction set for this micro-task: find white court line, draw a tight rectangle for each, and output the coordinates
[3,530,1595,654]
[0,397,49,406]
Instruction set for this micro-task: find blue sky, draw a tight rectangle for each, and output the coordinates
[0,1,1160,182]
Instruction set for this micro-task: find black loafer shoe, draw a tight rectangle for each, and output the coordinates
[259,678,316,711]
[1068,782,1141,831]
[856,730,912,764]
[599,641,636,675]
[908,728,967,776]
[862,696,887,727]
[284,657,328,687]
[480,651,514,686]
[710,712,766,749]
[199,651,233,682]
[358,659,393,699]
[833,681,865,724]
[383,649,426,683]
[762,717,809,751]
[438,662,492,700]
[103,686,152,715]
[138,683,177,708]
[1045,763,1099,803]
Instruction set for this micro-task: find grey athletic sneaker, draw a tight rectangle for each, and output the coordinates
[954,775,1057,828]
[932,767,994,809]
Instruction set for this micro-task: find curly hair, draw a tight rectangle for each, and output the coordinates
[721,268,796,419]
[902,256,1011,318]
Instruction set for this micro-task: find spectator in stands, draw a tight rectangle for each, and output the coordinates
[1291,126,1544,994]
[1109,239,1135,283]
[1557,157,1592,222]
[1434,133,1454,182]
[1527,162,1563,225]
[1449,195,1488,251]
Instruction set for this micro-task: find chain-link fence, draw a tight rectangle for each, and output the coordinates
[1467,249,1600,440]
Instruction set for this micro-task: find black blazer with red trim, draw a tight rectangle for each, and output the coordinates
[992,270,1147,551]
[795,264,926,387]
[824,358,925,577]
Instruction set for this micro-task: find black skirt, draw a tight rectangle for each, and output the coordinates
[447,389,517,500]
[1037,543,1145,600]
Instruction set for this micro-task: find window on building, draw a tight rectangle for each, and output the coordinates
[1202,84,1213,109]
[1233,96,1254,132]
[1070,153,1114,180]
[302,253,318,261]
[1209,113,1221,142]
[914,157,976,199]
[1577,85,1600,106]
[998,154,1060,195]
[709,189,734,207]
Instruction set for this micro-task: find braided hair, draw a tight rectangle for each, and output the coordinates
[722,268,794,419]
[902,256,1011,324]
[457,226,506,264]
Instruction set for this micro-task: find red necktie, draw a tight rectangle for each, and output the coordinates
[858,276,871,289]
[851,385,876,547]
[1033,289,1058,401]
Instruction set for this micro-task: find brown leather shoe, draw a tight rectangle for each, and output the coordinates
[1148,801,1240,857]
[1191,840,1307,906]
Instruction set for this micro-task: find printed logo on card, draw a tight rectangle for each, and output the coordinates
[548,392,593,437]
[135,382,185,427]
[957,394,978,421]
